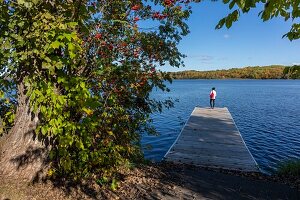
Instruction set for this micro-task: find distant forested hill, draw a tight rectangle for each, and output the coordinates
[170,65,300,79]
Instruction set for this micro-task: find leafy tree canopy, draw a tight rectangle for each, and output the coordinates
[283,65,300,79]
[0,0,193,183]
[171,65,287,79]
[216,0,300,40]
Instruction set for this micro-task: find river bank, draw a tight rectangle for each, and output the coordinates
[1,161,299,199]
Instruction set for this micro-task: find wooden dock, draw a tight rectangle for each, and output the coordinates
[164,107,259,172]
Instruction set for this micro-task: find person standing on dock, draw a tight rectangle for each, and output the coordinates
[209,87,216,109]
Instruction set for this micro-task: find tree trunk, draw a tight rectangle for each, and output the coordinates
[0,82,48,182]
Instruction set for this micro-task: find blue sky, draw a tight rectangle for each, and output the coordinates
[161,1,300,72]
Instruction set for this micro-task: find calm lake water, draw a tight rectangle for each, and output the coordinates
[142,79,300,174]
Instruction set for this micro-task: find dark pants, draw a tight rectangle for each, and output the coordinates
[210,99,215,108]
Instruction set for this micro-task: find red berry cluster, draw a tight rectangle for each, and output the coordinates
[95,33,102,39]
[164,0,175,7]
[133,17,140,22]
[152,12,168,20]
[131,5,140,11]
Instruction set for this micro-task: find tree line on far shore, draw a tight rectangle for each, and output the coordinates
[170,65,300,79]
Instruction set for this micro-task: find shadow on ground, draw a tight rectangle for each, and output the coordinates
[1,161,300,199]
[150,162,299,200]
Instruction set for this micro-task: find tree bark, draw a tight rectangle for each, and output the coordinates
[0,82,48,182]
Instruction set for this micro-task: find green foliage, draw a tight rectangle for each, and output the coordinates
[277,160,300,177]
[171,65,286,79]
[283,65,300,79]
[0,0,193,182]
[0,89,15,136]
[217,0,300,40]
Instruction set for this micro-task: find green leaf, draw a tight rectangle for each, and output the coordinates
[57,96,65,105]
[57,77,66,83]
[42,62,51,69]
[41,126,47,135]
[232,10,239,21]
[49,150,56,160]
[76,140,85,150]
[68,43,75,51]
[96,177,108,185]
[24,2,33,8]
[51,41,61,49]
[225,19,232,28]
[215,18,226,29]
[64,33,72,41]
[68,22,78,28]
[110,179,118,191]
[237,0,246,9]
[17,0,25,4]
[111,19,129,25]
[18,21,25,27]
[69,52,76,59]
[43,12,53,20]
[32,0,40,5]
[80,82,85,88]
[229,0,236,9]
[61,157,72,171]
[0,90,4,98]
[80,151,88,162]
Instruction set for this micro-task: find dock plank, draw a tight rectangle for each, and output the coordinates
[168,149,252,160]
[164,107,259,172]
[166,152,256,167]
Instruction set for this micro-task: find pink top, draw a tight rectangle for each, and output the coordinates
[210,90,216,99]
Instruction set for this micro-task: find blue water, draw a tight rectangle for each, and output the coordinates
[142,79,300,174]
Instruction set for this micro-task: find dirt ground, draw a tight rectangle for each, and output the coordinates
[1,162,299,200]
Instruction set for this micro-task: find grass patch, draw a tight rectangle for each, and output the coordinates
[277,160,300,177]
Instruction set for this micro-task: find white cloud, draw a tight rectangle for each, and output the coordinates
[218,57,228,61]
[188,55,214,61]
[223,34,230,39]
[292,62,300,65]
